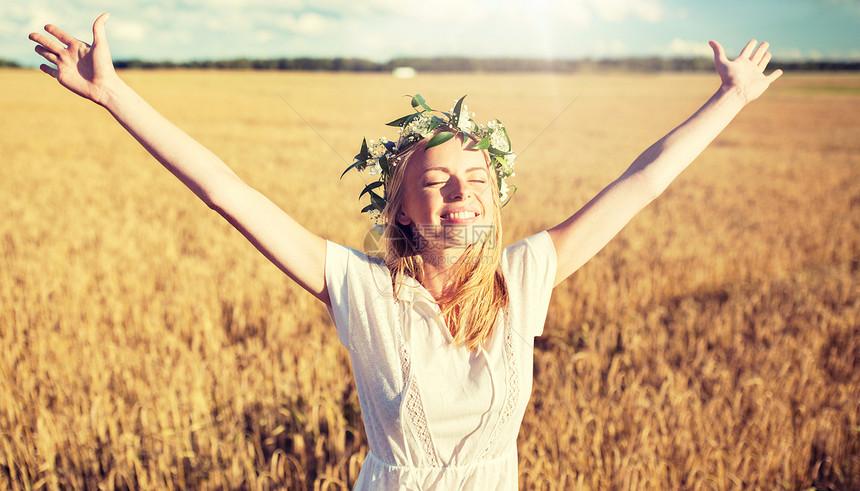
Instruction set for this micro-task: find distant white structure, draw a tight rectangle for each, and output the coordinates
[392,66,417,79]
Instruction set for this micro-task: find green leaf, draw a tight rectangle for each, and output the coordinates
[451,95,467,126]
[379,155,390,176]
[469,136,491,150]
[487,147,508,156]
[427,117,442,132]
[411,94,432,112]
[353,137,371,161]
[498,120,512,150]
[359,180,384,199]
[425,131,455,150]
[501,184,517,208]
[340,161,361,179]
[386,113,419,127]
[369,190,386,210]
[360,203,378,214]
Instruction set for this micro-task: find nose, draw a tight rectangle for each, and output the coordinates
[445,177,473,201]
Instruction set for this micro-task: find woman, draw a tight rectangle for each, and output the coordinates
[29,13,782,489]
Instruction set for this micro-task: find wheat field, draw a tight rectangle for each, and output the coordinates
[0,68,858,490]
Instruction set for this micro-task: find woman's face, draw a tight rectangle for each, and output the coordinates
[396,135,496,252]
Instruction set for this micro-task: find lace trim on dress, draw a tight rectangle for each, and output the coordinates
[479,308,518,461]
[396,302,440,468]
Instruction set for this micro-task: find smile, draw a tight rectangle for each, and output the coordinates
[441,211,479,219]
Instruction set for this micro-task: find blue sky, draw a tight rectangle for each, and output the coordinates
[4,0,859,66]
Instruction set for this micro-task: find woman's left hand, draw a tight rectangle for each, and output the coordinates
[29,13,117,107]
[710,39,783,104]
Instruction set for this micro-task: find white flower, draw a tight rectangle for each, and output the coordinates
[455,104,475,132]
[368,138,389,158]
[403,112,434,137]
[458,115,475,133]
[367,160,382,175]
[495,154,514,175]
[488,121,510,152]
[348,94,519,223]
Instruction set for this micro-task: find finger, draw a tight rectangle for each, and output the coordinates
[739,39,757,60]
[758,52,773,70]
[39,64,59,79]
[44,24,78,47]
[34,45,60,65]
[93,13,110,45]
[28,32,65,54]
[751,41,770,64]
[709,40,728,64]
[766,69,784,83]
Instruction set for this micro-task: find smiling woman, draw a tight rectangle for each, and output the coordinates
[381,130,509,356]
[399,149,494,250]
[26,12,786,490]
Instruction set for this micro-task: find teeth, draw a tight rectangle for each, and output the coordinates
[443,211,477,219]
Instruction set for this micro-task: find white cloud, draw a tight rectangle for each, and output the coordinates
[547,2,593,28]
[668,38,712,57]
[587,0,664,23]
[593,39,627,57]
[778,46,859,61]
[109,19,147,42]
[773,47,827,61]
[0,4,61,36]
[298,0,663,27]
[782,48,805,60]
[179,0,304,8]
[4,0,854,65]
[275,12,329,35]
[255,30,275,43]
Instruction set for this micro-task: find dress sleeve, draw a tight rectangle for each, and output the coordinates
[324,240,352,347]
[324,240,392,348]
[501,231,558,338]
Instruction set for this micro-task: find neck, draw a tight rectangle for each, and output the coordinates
[418,246,467,300]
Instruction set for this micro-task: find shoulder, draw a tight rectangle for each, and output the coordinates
[501,230,557,296]
[326,240,388,271]
[325,240,391,298]
[325,240,394,347]
[501,230,557,274]
[500,231,558,337]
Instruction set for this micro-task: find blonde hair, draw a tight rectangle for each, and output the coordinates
[380,133,509,352]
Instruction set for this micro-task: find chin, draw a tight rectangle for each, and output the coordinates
[439,223,495,249]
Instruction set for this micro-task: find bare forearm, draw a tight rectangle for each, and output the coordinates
[625,85,747,197]
[100,77,241,207]
[548,40,781,286]
[30,15,331,303]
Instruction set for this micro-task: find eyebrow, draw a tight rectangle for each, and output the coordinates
[422,166,489,175]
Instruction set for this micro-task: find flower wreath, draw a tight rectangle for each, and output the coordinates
[341,94,516,232]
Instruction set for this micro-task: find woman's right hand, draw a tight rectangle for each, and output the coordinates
[29,13,118,107]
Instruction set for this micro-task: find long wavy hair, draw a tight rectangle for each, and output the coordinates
[380,132,508,352]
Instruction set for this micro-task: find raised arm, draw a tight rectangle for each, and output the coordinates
[29,14,330,304]
[547,39,783,286]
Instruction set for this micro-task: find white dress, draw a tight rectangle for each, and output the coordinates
[325,231,557,490]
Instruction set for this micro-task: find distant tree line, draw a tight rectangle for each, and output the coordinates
[4,56,858,72]
[111,56,860,72]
